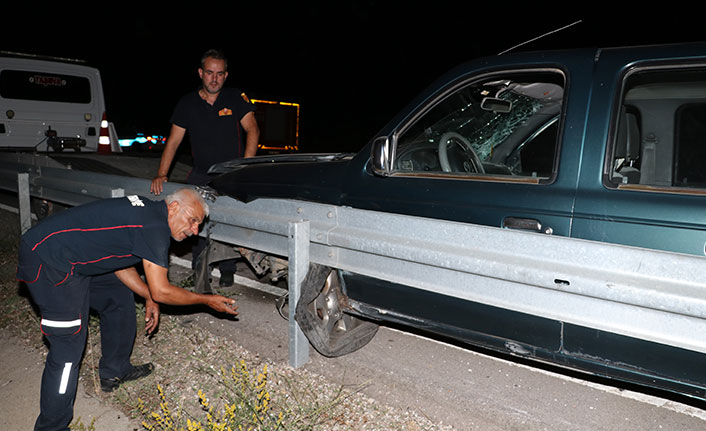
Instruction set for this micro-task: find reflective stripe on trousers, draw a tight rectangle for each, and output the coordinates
[41,318,81,328]
[58,362,72,395]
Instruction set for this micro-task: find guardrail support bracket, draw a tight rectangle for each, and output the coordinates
[288,220,310,368]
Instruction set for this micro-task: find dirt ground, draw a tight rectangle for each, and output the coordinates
[0,328,139,430]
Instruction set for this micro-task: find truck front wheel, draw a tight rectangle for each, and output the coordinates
[295,264,379,357]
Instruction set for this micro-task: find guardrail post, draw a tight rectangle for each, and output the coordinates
[288,220,310,368]
[17,173,31,234]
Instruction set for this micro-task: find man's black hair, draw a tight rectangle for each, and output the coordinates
[200,49,228,70]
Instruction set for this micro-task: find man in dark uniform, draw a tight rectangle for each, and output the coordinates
[150,48,259,287]
[16,188,237,431]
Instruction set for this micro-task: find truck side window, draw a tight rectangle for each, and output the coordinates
[609,67,706,190]
[393,71,564,181]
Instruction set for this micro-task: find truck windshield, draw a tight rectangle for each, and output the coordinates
[394,72,564,178]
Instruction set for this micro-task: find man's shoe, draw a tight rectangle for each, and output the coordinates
[100,363,154,392]
[219,270,234,287]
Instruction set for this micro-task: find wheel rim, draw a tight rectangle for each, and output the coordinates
[310,271,352,336]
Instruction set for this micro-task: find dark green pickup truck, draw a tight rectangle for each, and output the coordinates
[209,42,706,402]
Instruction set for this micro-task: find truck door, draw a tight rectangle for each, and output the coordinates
[347,55,595,238]
[572,45,706,257]
[341,55,595,355]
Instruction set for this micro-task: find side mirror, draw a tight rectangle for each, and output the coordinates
[370,136,391,176]
[481,97,512,113]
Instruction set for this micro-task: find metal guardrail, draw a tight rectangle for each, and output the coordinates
[2,157,706,363]
[0,157,184,204]
[0,156,312,366]
[206,196,706,355]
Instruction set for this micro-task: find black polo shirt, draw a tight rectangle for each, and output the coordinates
[171,87,255,174]
[20,195,171,277]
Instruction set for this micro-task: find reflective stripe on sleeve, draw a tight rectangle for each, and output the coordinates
[59,362,72,394]
[41,318,81,328]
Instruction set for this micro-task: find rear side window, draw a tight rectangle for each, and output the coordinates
[608,67,706,191]
[0,69,91,103]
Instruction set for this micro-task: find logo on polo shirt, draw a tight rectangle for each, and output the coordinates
[218,108,233,116]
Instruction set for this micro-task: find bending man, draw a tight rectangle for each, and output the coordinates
[17,188,237,431]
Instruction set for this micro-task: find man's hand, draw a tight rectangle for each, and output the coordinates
[206,294,239,315]
[114,267,161,333]
[145,299,160,334]
[151,175,168,195]
[143,259,238,316]
[151,124,186,195]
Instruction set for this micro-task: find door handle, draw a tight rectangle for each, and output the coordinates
[503,217,553,235]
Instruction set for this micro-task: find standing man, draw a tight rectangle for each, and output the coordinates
[151,49,259,287]
[17,188,237,431]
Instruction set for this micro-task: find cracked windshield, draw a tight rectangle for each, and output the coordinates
[395,73,564,178]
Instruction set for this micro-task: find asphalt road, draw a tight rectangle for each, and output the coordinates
[173,260,706,431]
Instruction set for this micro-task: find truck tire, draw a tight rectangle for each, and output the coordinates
[295,264,379,357]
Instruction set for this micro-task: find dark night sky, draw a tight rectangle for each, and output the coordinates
[2,5,703,153]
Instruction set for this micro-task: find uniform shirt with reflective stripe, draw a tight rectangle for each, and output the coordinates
[21,195,171,275]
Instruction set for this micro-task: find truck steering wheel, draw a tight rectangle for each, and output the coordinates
[438,132,485,174]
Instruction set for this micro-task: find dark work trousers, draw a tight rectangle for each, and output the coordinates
[187,169,236,274]
[17,241,137,431]
[91,272,137,380]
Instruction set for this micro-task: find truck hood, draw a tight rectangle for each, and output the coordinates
[207,152,357,204]
[207,153,355,174]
